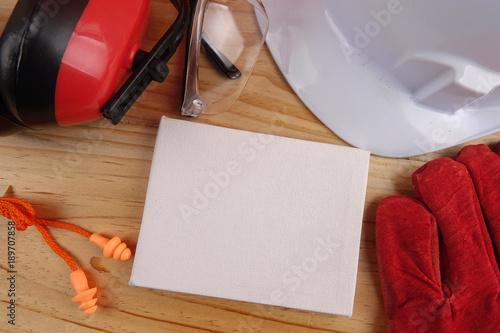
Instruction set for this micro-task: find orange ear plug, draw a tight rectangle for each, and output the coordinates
[70,269,98,315]
[0,196,133,315]
[89,233,132,260]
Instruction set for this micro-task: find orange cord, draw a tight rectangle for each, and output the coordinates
[0,197,92,271]
[0,195,132,315]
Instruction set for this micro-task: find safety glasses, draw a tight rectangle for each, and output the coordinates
[104,0,268,125]
[181,0,269,116]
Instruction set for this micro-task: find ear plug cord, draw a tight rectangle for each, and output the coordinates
[0,197,131,315]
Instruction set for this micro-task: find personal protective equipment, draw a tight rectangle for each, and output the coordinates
[0,0,188,136]
[262,0,500,157]
[376,142,500,331]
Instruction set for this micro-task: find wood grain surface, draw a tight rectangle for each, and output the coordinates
[0,1,499,332]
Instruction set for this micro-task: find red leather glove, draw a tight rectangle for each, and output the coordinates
[376,142,500,332]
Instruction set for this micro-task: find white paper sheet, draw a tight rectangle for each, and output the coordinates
[130,116,370,317]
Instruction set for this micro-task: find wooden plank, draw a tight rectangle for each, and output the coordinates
[0,185,11,197]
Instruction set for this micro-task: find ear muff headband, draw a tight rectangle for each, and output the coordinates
[103,0,189,125]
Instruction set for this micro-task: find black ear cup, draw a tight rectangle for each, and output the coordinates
[0,0,88,133]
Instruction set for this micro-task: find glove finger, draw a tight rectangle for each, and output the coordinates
[455,143,500,269]
[376,196,444,324]
[413,158,499,294]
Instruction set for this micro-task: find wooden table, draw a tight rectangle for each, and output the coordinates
[0,1,498,332]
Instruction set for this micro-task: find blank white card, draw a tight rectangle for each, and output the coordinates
[130,116,370,317]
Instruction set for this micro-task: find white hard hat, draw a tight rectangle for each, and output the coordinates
[262,0,500,157]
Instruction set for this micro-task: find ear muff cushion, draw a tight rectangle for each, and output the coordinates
[0,0,89,128]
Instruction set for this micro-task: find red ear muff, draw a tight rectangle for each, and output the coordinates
[0,0,189,136]
[55,0,151,126]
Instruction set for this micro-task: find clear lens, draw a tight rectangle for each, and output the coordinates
[181,0,268,116]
